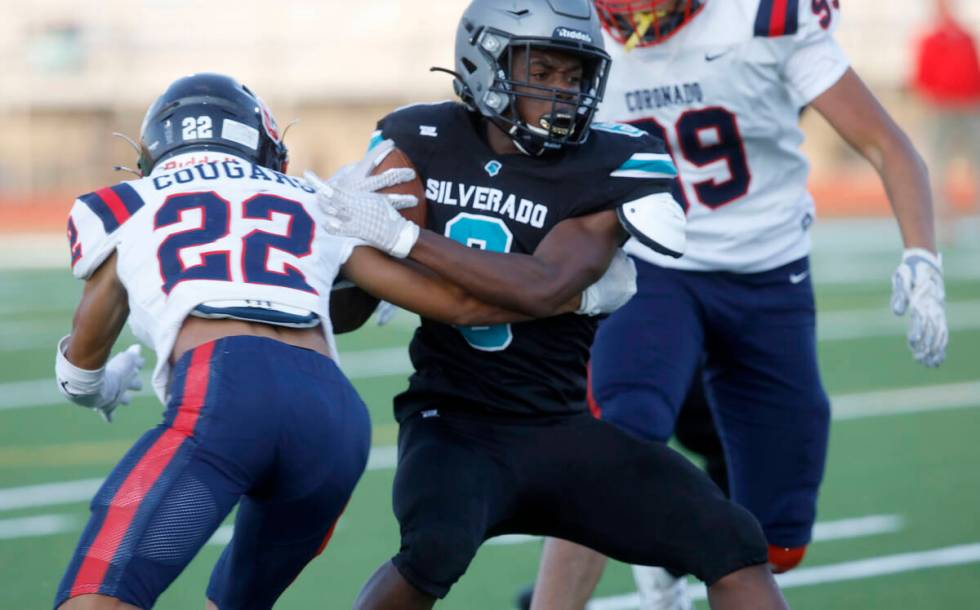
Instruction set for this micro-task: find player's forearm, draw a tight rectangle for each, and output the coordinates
[67,255,129,369]
[409,231,583,318]
[869,132,937,253]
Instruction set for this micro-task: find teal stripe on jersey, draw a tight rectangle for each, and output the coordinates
[367,131,383,151]
[614,158,677,177]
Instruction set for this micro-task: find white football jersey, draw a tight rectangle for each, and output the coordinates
[66,152,360,402]
[597,0,848,272]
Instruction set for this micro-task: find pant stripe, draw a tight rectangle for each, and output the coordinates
[68,341,215,598]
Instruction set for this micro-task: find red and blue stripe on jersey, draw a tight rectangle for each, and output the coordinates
[78,183,145,233]
[62,341,215,599]
[754,0,800,37]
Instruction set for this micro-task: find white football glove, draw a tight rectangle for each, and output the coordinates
[304,169,420,259]
[577,249,638,316]
[56,337,145,423]
[375,301,401,326]
[891,248,948,367]
[327,139,417,193]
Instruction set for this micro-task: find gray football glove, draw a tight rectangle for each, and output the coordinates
[577,249,638,316]
[891,248,948,367]
[56,338,144,423]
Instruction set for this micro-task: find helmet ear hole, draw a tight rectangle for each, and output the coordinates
[461,58,478,74]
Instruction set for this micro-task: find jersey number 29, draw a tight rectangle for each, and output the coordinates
[632,107,751,209]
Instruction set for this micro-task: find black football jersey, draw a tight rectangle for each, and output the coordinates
[377,101,673,418]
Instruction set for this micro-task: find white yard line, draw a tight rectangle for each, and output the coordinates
[0,513,79,540]
[587,543,980,609]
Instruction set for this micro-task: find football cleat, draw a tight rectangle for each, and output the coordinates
[633,566,693,610]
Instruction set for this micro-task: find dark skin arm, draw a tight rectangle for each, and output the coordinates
[407,209,624,318]
[341,246,580,327]
[65,253,129,369]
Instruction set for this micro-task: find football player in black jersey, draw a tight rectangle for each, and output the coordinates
[312,1,788,609]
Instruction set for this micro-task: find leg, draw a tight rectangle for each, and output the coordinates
[707,565,788,610]
[673,369,728,495]
[355,411,510,608]
[354,562,436,610]
[531,261,706,609]
[527,415,785,610]
[703,259,830,553]
[529,539,606,610]
[206,347,372,609]
[59,595,141,610]
[54,343,245,609]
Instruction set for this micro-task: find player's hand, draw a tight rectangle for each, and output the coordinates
[891,248,948,367]
[305,169,420,258]
[375,301,401,326]
[96,345,145,422]
[326,138,418,195]
[57,341,144,423]
[577,249,638,316]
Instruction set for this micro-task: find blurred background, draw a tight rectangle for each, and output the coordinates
[1,0,978,237]
[1,1,979,609]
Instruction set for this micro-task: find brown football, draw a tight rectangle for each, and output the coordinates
[371,146,427,228]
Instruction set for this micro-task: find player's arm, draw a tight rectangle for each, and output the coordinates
[65,253,129,367]
[57,253,144,422]
[340,246,576,326]
[812,68,947,367]
[811,69,936,253]
[407,210,624,318]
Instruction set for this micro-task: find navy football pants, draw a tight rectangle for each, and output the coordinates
[591,257,830,548]
[55,336,371,609]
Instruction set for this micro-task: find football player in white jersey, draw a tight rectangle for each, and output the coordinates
[522,1,949,609]
[52,72,635,610]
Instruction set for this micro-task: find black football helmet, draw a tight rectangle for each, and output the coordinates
[137,73,288,175]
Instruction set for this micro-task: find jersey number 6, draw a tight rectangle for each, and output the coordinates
[155,191,316,295]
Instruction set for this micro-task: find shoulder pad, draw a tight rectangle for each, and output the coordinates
[76,182,146,234]
[67,182,145,279]
[375,101,463,168]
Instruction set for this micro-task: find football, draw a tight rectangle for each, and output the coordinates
[371,146,427,228]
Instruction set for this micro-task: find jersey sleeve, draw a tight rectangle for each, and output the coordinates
[580,124,679,215]
[780,0,849,106]
[66,183,146,280]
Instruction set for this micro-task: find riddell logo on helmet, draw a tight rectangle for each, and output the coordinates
[553,27,593,44]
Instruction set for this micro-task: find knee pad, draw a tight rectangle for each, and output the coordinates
[768,544,807,573]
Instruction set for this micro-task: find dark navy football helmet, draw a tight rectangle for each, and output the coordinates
[137,73,288,174]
